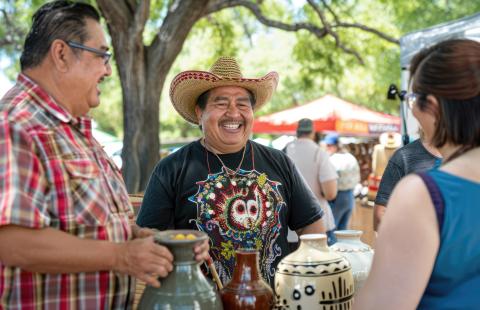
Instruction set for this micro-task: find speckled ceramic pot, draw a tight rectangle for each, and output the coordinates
[274,234,354,309]
[138,229,223,310]
[330,230,374,292]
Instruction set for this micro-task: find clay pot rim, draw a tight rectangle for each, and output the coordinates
[154,229,208,245]
[299,233,327,241]
[333,230,363,238]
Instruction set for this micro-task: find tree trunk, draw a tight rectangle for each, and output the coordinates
[97,0,209,193]
[96,0,395,193]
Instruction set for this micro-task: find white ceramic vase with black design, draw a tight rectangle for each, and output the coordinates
[274,234,354,309]
[330,230,374,292]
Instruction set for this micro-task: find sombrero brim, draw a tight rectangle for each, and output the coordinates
[169,70,279,124]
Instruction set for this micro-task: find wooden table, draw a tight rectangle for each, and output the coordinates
[348,200,376,248]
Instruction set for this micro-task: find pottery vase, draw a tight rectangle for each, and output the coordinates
[220,249,275,309]
[274,234,354,309]
[138,229,223,310]
[330,230,374,292]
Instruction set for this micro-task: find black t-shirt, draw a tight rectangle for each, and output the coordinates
[137,139,323,286]
[375,139,441,206]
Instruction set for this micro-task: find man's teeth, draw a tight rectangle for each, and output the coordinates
[223,123,241,129]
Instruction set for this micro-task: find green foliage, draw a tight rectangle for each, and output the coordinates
[380,0,480,33]
[286,0,402,114]
[2,0,480,140]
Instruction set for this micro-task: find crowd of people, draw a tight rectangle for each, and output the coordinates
[1,0,479,309]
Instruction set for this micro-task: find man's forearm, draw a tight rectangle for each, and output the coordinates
[0,225,121,274]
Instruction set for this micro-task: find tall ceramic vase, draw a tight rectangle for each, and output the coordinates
[220,249,275,309]
[274,234,354,309]
[138,230,223,310]
[330,230,374,292]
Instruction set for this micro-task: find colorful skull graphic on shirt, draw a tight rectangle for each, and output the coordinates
[190,167,285,284]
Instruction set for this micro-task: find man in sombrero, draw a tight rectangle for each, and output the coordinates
[137,56,326,287]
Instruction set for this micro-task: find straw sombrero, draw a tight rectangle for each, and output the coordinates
[169,56,279,124]
[380,132,402,149]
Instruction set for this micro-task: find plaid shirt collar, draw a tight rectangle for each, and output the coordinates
[17,73,93,140]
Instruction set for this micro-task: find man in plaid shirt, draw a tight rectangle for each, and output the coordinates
[0,1,208,309]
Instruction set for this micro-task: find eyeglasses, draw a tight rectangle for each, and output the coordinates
[67,41,112,65]
[404,92,425,110]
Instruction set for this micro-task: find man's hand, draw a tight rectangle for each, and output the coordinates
[131,224,158,239]
[114,236,173,288]
[193,239,210,262]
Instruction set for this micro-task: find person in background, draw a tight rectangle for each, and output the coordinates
[373,129,442,231]
[0,1,208,308]
[324,133,361,231]
[137,57,326,287]
[285,118,338,247]
[355,39,480,309]
[367,132,401,201]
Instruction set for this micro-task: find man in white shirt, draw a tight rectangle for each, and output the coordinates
[285,119,338,247]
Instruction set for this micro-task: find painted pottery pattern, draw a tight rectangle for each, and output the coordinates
[330,230,374,292]
[274,234,354,310]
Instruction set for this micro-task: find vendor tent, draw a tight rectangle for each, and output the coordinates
[253,94,400,136]
[399,12,480,143]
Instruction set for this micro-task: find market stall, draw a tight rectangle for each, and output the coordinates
[253,94,400,136]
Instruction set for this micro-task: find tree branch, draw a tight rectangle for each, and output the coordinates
[319,0,398,44]
[307,0,364,64]
[320,0,340,24]
[97,0,132,33]
[333,22,400,44]
[130,0,150,40]
[205,0,399,65]
[148,0,209,74]
[206,0,327,38]
[206,0,400,64]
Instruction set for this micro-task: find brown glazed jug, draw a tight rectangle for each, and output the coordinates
[220,249,274,309]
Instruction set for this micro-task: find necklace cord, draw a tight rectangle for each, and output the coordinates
[203,139,249,177]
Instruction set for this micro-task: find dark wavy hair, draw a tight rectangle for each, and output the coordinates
[20,1,100,70]
[410,39,480,161]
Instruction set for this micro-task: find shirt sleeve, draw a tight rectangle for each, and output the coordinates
[136,161,175,230]
[0,113,50,228]
[317,150,338,183]
[287,158,324,231]
[374,156,405,206]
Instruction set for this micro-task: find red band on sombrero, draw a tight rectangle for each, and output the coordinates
[169,56,279,124]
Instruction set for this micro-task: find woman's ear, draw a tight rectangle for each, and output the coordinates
[425,95,440,116]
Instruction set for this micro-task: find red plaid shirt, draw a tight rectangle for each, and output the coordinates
[0,74,134,309]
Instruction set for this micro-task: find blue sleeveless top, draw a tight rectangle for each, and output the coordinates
[418,169,480,309]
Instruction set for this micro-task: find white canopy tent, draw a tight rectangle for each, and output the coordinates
[399,12,480,142]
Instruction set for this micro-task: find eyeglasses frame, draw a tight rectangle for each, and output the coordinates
[404,92,426,110]
[67,40,112,65]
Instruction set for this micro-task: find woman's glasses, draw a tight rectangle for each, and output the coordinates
[404,92,425,110]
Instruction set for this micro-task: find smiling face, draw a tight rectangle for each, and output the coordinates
[67,18,112,116]
[195,86,254,153]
